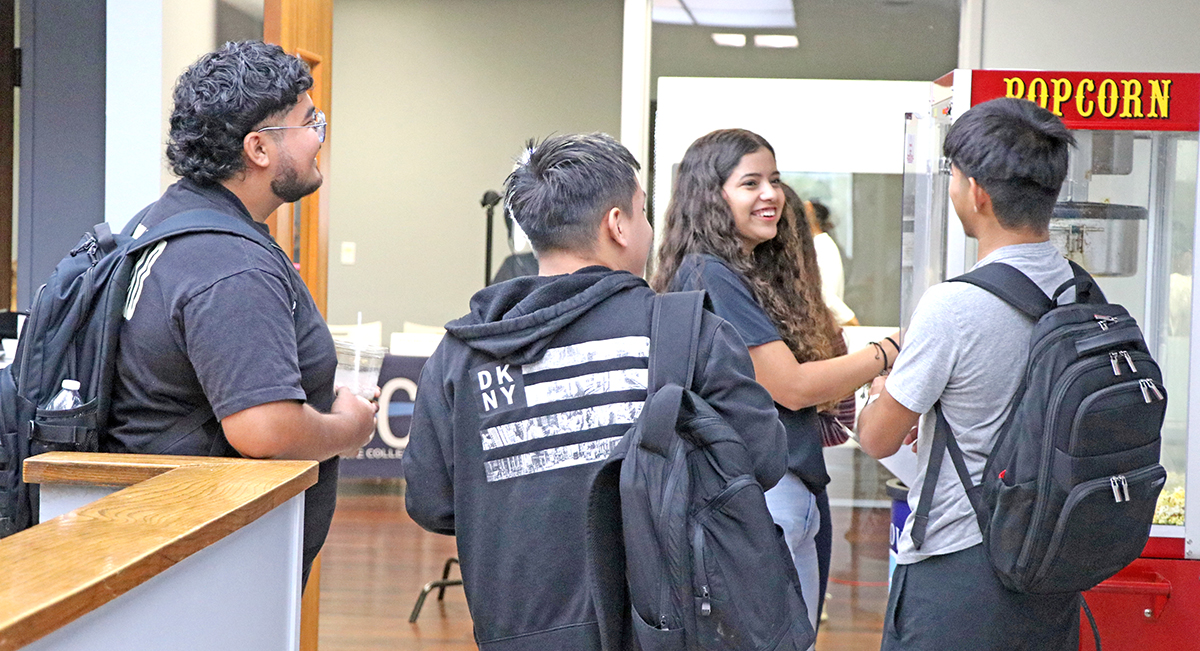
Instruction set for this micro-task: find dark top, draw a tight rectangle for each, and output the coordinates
[403,267,787,650]
[490,252,539,284]
[669,253,830,493]
[106,178,339,581]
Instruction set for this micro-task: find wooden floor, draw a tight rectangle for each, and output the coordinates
[319,445,891,650]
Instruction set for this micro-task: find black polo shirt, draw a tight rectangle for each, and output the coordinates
[107,178,339,581]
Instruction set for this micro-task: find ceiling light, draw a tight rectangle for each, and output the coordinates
[687,0,796,28]
[652,0,694,25]
[754,34,799,48]
[711,33,747,47]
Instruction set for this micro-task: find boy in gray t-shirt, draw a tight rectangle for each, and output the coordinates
[859,98,1082,650]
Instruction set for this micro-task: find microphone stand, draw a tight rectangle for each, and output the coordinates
[481,190,502,286]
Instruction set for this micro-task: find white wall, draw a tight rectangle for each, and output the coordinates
[100,0,219,231]
[161,0,219,193]
[328,0,623,334]
[105,1,162,231]
[978,0,1200,71]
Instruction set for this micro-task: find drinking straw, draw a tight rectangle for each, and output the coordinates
[354,312,363,381]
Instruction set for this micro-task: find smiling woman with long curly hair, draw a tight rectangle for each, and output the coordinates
[652,128,898,632]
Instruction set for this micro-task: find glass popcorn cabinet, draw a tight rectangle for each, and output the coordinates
[901,69,1200,649]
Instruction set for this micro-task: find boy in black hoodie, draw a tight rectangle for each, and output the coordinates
[403,133,787,650]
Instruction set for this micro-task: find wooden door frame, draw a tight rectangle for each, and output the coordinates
[264,0,331,318]
[264,7,333,648]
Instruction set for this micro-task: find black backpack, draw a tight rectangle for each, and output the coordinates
[587,291,815,651]
[911,261,1167,597]
[0,209,290,538]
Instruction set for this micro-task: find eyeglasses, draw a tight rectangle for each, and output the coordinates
[256,109,327,143]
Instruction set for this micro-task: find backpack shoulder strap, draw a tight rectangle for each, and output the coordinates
[648,291,705,394]
[950,262,1054,320]
[126,208,298,307]
[910,403,989,549]
[637,291,705,457]
[130,208,280,253]
[1055,259,1107,305]
[119,203,156,237]
[137,404,216,456]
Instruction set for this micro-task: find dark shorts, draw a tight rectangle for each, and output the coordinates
[882,544,1080,651]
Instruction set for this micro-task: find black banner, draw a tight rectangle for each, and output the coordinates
[340,354,428,478]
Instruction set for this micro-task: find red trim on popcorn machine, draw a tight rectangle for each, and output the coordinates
[971,70,1200,131]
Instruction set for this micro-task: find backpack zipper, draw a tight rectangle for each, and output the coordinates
[1068,368,1159,452]
[68,233,99,264]
[1029,463,1165,586]
[1027,318,1138,373]
[1108,351,1140,376]
[653,442,684,632]
[17,284,44,388]
[1016,355,1113,575]
[1139,379,1164,403]
[686,476,756,624]
[693,526,712,617]
[657,446,686,629]
[1019,352,1158,573]
[693,475,757,519]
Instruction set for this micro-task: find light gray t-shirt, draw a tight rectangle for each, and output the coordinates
[888,241,1073,564]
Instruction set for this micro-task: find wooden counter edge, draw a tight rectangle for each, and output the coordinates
[22,451,269,486]
[0,452,319,651]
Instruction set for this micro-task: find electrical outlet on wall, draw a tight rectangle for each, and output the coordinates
[340,241,356,265]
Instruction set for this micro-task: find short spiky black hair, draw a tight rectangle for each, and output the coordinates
[167,41,313,185]
[944,97,1076,230]
[503,133,640,254]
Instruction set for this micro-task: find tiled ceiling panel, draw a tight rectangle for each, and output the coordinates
[652,0,694,26]
[652,0,798,29]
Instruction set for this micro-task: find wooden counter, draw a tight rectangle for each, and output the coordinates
[0,453,317,651]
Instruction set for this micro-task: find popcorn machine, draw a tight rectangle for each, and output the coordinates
[902,69,1200,649]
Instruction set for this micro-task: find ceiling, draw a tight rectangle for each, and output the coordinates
[652,0,796,28]
[652,0,958,28]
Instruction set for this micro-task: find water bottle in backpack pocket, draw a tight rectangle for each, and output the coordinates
[0,210,295,539]
[31,378,100,456]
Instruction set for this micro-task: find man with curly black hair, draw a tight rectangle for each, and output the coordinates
[106,41,377,584]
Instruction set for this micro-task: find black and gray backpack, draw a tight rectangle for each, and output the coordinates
[911,260,1167,597]
[0,209,289,538]
[587,291,815,651]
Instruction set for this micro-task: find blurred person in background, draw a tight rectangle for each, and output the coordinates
[806,199,858,325]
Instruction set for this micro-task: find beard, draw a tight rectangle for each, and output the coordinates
[271,152,323,203]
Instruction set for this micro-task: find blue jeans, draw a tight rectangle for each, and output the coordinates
[765,472,821,636]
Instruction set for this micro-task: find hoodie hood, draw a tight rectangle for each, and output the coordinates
[446,266,648,365]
